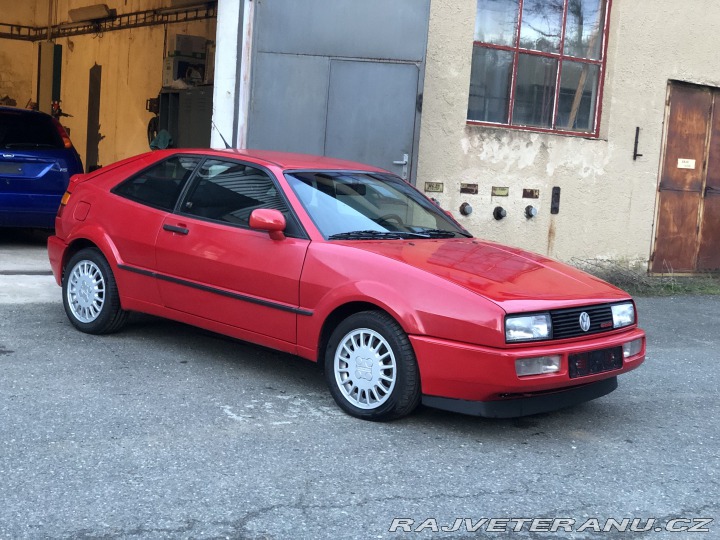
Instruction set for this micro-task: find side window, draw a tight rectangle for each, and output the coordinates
[113,155,201,211]
[181,159,290,228]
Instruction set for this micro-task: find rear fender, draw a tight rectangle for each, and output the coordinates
[62,222,165,307]
[60,224,127,289]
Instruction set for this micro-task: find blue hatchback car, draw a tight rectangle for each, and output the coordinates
[0,106,83,228]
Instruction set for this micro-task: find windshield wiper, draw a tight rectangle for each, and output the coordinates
[410,228,470,239]
[328,228,471,241]
[328,230,429,240]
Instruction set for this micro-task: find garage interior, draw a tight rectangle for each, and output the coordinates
[0,0,218,170]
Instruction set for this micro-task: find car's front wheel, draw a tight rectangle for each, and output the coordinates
[324,311,421,421]
[62,248,128,334]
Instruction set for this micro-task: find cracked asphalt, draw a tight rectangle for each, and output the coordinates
[0,231,718,539]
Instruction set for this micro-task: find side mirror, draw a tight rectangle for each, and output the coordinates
[249,208,287,241]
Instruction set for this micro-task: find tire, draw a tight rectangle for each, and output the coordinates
[62,248,128,334]
[324,311,421,421]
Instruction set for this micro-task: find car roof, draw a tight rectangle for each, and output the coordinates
[157,148,389,173]
[0,105,53,119]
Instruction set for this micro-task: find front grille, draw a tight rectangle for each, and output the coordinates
[550,304,615,340]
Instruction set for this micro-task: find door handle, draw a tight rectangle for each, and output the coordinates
[393,153,409,180]
[163,224,189,235]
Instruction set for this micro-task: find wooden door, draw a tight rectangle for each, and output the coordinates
[697,100,720,270]
[652,82,720,273]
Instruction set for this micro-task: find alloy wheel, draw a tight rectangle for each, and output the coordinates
[333,328,397,410]
[66,260,106,323]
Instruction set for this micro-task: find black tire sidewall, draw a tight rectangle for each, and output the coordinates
[62,248,122,334]
[324,311,419,421]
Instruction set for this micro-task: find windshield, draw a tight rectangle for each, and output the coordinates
[285,171,471,240]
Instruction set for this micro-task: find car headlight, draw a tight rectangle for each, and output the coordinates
[505,313,552,342]
[611,302,635,328]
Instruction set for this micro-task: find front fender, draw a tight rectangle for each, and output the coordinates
[296,243,505,360]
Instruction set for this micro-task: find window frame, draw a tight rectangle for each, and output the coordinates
[284,170,471,241]
[176,157,309,240]
[111,153,309,239]
[467,0,612,138]
[111,154,202,212]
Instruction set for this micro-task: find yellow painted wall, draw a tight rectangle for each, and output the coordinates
[54,1,216,166]
[0,0,42,107]
[57,20,215,166]
[1,0,215,166]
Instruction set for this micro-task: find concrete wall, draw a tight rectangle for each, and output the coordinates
[418,0,720,267]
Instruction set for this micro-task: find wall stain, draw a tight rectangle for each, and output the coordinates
[547,217,556,256]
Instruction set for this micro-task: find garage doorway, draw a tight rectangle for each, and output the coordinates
[246,0,430,183]
[652,81,720,273]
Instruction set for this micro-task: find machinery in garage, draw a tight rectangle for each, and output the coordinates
[148,34,214,149]
[146,85,213,150]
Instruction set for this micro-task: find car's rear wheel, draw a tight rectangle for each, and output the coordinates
[324,311,421,421]
[63,248,128,334]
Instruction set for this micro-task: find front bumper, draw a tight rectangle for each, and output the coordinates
[423,377,618,418]
[411,328,645,416]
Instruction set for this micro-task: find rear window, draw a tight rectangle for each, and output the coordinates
[0,110,63,149]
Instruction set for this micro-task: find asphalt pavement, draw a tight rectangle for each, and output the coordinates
[0,233,718,539]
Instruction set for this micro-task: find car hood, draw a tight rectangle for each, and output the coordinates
[336,238,631,313]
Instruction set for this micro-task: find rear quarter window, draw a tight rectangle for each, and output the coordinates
[112,155,201,211]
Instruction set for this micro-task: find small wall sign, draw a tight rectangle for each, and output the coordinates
[424,182,444,193]
[677,158,696,170]
[460,183,478,194]
[491,186,509,197]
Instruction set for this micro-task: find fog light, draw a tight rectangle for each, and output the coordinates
[622,338,643,358]
[515,355,561,377]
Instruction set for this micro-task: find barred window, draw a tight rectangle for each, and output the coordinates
[467,0,610,136]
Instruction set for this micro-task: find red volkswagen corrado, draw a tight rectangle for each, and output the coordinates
[48,149,645,420]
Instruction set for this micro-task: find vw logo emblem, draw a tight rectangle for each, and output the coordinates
[579,312,591,332]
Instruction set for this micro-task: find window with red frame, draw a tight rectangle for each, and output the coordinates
[467,0,610,136]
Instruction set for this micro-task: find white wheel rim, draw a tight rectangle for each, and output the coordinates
[67,260,106,323]
[334,328,397,410]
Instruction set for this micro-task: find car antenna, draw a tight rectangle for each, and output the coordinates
[212,121,232,149]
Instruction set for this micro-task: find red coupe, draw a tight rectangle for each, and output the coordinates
[48,149,645,420]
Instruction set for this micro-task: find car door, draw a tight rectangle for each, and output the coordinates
[108,154,202,305]
[154,158,309,344]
